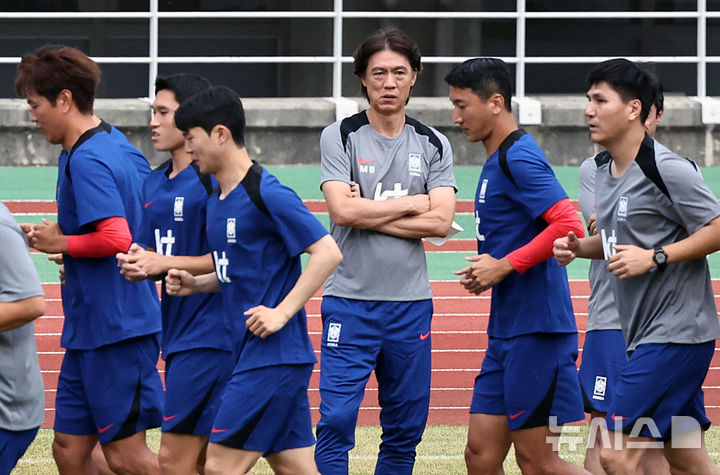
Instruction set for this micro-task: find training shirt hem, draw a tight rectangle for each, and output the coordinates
[61,330,161,351]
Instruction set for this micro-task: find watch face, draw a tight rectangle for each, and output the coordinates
[655,250,667,265]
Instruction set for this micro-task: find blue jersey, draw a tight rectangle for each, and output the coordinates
[206,163,327,371]
[475,130,576,338]
[56,121,161,350]
[142,160,233,357]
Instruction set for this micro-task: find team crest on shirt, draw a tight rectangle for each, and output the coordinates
[327,323,342,347]
[617,196,628,221]
[174,197,184,222]
[478,179,489,203]
[226,218,236,243]
[592,376,607,400]
[408,153,422,176]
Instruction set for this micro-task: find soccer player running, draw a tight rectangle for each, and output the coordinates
[578,72,668,474]
[165,85,342,475]
[315,28,456,475]
[116,74,235,474]
[0,203,46,473]
[15,45,163,474]
[554,58,720,473]
[446,58,588,474]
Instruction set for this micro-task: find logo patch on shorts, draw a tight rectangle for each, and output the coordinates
[327,323,342,347]
[593,375,607,400]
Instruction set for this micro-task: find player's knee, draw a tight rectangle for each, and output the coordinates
[319,409,356,435]
[203,454,226,475]
[464,442,503,473]
[157,444,174,472]
[600,445,630,473]
[52,437,89,471]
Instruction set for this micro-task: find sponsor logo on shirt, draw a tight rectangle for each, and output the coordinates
[478,179,488,203]
[475,211,485,242]
[213,250,231,283]
[408,153,422,176]
[226,218,236,243]
[593,375,607,400]
[174,196,184,222]
[617,196,628,221]
[373,182,408,201]
[327,322,342,347]
[359,157,376,174]
[154,229,175,256]
[601,228,617,261]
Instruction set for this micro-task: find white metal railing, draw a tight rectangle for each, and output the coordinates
[1,1,719,101]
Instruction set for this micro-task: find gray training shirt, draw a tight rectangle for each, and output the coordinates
[320,111,456,301]
[578,155,621,331]
[595,135,720,351]
[0,203,45,430]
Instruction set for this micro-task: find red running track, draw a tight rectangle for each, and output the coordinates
[34,281,720,429]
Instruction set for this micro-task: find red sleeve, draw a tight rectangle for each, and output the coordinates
[506,198,585,274]
[66,216,132,258]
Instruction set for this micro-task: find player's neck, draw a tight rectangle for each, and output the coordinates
[168,150,192,178]
[62,113,101,151]
[366,108,406,138]
[215,146,253,199]
[482,114,518,157]
[604,125,646,177]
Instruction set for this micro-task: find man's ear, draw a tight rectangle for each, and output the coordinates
[628,98,642,122]
[56,89,73,113]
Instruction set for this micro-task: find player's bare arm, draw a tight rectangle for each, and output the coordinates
[373,186,455,239]
[609,215,720,280]
[118,243,214,282]
[322,180,429,229]
[554,232,603,266]
[245,234,342,339]
[0,295,45,333]
[165,269,219,297]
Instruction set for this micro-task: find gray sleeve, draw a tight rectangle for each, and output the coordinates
[0,221,44,303]
[320,122,353,186]
[427,127,457,191]
[661,157,720,234]
[578,157,597,223]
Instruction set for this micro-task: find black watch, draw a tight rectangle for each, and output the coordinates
[653,247,668,272]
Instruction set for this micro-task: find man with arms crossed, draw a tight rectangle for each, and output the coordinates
[554,58,720,474]
[116,74,235,474]
[446,57,587,474]
[15,45,163,474]
[0,203,46,473]
[316,28,456,475]
[577,72,668,474]
[166,85,342,474]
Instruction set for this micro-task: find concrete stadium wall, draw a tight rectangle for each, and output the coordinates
[1,96,716,167]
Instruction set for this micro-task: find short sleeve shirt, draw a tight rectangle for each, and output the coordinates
[595,135,720,350]
[206,163,328,371]
[475,130,576,338]
[56,121,161,350]
[142,160,232,357]
[0,203,45,430]
[320,111,456,301]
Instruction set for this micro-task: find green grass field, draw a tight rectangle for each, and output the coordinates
[14,426,720,474]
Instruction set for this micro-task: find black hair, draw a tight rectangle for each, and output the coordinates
[353,28,422,102]
[174,85,245,147]
[444,58,512,112]
[586,58,656,123]
[647,71,664,112]
[154,74,211,105]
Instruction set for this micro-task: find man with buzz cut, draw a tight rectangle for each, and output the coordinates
[554,58,720,473]
[15,44,163,474]
[116,73,235,475]
[446,57,588,475]
[166,85,342,475]
[316,27,457,475]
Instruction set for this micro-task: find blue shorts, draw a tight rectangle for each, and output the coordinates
[471,333,585,430]
[606,341,714,440]
[578,330,626,414]
[162,348,234,435]
[210,364,314,455]
[54,334,164,444]
[0,426,39,474]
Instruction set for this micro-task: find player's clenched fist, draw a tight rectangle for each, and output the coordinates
[165,268,196,296]
[553,231,580,266]
[244,305,291,339]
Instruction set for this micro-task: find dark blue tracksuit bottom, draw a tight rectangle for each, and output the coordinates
[315,297,433,475]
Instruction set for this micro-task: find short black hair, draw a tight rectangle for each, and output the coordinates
[174,85,245,147]
[154,74,211,105]
[444,58,512,112]
[647,71,664,112]
[586,58,656,123]
[353,28,422,102]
